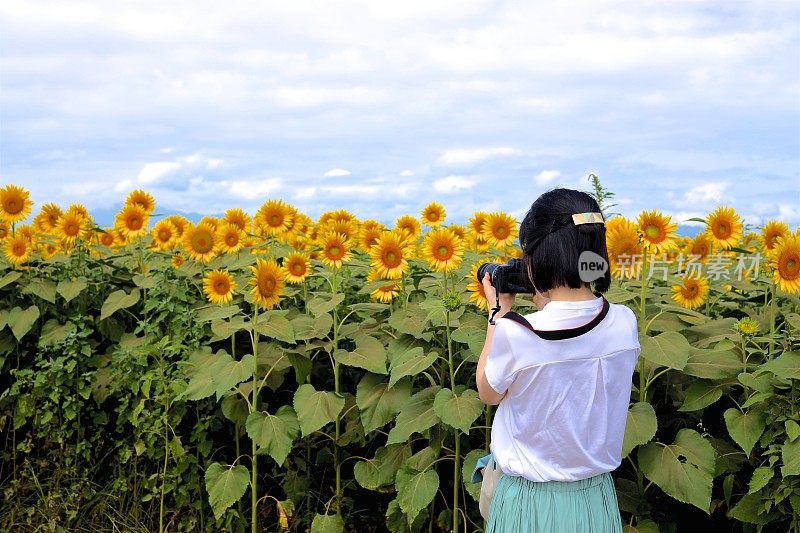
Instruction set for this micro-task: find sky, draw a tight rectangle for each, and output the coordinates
[1,0,798,235]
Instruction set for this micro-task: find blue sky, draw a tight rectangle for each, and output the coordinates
[1,0,798,234]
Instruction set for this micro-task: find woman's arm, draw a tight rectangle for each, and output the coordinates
[476,273,513,405]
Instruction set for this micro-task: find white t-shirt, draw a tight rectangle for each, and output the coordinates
[484,295,641,482]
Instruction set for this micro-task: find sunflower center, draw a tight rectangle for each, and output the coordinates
[193,234,213,253]
[270,214,280,225]
[645,225,661,239]
[159,230,171,241]
[781,254,799,278]
[716,223,730,238]
[684,282,698,297]
[12,242,25,255]
[495,226,507,238]
[428,212,439,221]
[384,249,400,267]
[329,245,341,258]
[291,262,304,274]
[6,199,19,213]
[66,223,79,236]
[128,216,142,230]
[215,280,229,293]
[226,234,238,246]
[436,245,450,259]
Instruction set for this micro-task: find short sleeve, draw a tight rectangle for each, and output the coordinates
[484,319,517,395]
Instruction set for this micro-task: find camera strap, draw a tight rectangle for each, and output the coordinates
[499,296,610,340]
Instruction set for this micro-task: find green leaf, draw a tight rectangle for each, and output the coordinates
[210,353,254,398]
[204,462,250,520]
[723,408,766,456]
[334,334,387,374]
[354,444,411,490]
[786,420,800,442]
[0,270,22,289]
[311,513,344,533]
[100,288,140,320]
[22,279,57,303]
[388,346,437,388]
[782,438,800,477]
[396,467,439,527]
[292,313,333,340]
[747,466,773,494]
[196,304,241,322]
[433,388,483,433]
[760,351,800,379]
[293,383,345,437]
[622,519,660,533]
[622,402,657,457]
[308,293,345,317]
[356,373,412,433]
[255,312,295,343]
[640,331,689,370]
[38,319,76,347]
[246,406,300,465]
[738,371,773,393]
[57,277,88,303]
[728,493,772,525]
[388,303,430,340]
[678,381,722,412]
[638,429,715,513]
[386,386,440,445]
[461,448,486,503]
[9,305,40,341]
[683,344,741,379]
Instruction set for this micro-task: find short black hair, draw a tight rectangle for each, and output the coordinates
[519,188,611,294]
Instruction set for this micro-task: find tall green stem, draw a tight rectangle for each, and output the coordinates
[251,305,260,533]
[446,295,460,533]
[769,281,777,359]
[638,246,649,402]
[332,269,342,517]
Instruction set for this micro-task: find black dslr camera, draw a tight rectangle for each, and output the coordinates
[476,258,536,294]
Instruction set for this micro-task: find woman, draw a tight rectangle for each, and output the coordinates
[474,188,641,532]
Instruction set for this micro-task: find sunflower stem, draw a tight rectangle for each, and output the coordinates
[251,304,260,533]
[331,267,342,518]
[769,280,777,360]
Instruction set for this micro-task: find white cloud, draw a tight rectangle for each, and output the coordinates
[534,169,561,186]
[436,147,522,166]
[682,181,730,204]
[433,175,476,193]
[293,186,317,200]
[323,168,351,177]
[160,147,174,153]
[663,211,708,227]
[228,178,282,200]
[399,169,414,177]
[137,161,182,184]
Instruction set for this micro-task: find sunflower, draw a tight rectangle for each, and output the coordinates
[686,232,713,263]
[16,225,35,242]
[40,241,61,260]
[249,258,285,310]
[151,219,178,251]
[115,204,150,240]
[760,220,789,256]
[123,189,156,213]
[164,215,190,239]
[224,208,251,232]
[318,209,357,227]
[216,222,245,254]
[671,274,710,309]
[171,253,185,269]
[605,216,643,280]
[97,228,119,247]
[203,269,237,304]
[317,231,352,269]
[56,211,89,244]
[637,209,678,255]
[4,234,32,265]
[705,206,742,250]
[0,184,33,223]
[481,212,518,249]
[359,222,384,250]
[770,233,800,295]
[0,220,10,240]
[466,231,490,253]
[255,199,294,237]
[321,218,359,242]
[370,230,413,279]
[469,211,489,238]
[33,203,63,233]
[395,215,421,240]
[421,227,465,272]
[182,222,218,262]
[283,252,312,284]
[466,263,489,311]
[449,224,467,241]
[199,216,220,232]
[421,202,446,227]
[367,269,401,303]
[735,317,759,336]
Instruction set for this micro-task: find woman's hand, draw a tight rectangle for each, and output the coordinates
[481,272,515,317]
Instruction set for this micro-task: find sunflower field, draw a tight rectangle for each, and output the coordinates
[1,179,799,532]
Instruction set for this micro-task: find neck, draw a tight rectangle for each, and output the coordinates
[545,285,597,301]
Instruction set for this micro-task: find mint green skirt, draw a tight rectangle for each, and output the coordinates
[485,470,622,533]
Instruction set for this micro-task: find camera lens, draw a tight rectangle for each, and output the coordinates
[477,263,499,284]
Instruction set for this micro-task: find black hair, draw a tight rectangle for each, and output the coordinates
[519,188,612,294]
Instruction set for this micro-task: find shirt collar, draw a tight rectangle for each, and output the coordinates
[543,295,604,310]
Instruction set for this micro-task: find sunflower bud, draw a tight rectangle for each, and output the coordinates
[734,317,759,336]
[443,291,461,312]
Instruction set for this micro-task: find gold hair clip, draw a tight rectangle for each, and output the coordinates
[572,212,605,225]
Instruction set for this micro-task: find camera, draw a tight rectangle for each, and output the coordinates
[477,258,536,294]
